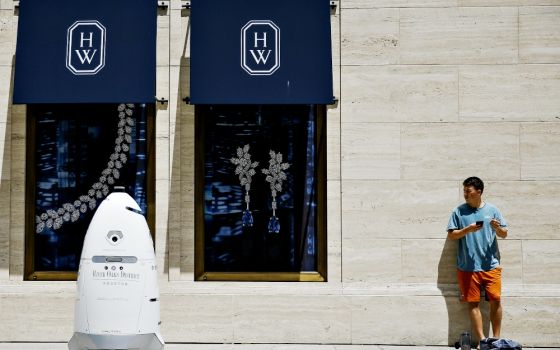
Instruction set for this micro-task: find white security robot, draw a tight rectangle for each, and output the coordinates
[69,187,164,350]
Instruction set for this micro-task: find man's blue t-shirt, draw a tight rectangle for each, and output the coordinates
[447,202,507,272]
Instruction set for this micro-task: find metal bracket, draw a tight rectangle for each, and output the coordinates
[14,0,19,9]
[328,96,339,106]
[182,96,191,105]
[330,0,338,12]
[155,97,168,105]
[158,0,189,10]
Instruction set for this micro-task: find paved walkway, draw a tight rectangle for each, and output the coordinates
[0,344,557,350]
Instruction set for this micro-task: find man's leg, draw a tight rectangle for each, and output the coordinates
[469,302,485,342]
[484,268,503,338]
[458,270,484,344]
[489,300,502,338]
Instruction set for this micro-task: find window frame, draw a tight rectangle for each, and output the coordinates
[194,104,327,282]
[24,104,156,281]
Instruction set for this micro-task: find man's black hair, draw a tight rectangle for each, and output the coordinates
[463,176,484,194]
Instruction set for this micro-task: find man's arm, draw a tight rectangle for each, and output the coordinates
[447,223,479,240]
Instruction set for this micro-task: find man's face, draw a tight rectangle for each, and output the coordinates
[463,185,482,205]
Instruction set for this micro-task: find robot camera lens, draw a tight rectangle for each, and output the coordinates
[106,230,123,244]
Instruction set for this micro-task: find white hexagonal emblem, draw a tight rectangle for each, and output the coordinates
[66,20,106,75]
[241,20,280,76]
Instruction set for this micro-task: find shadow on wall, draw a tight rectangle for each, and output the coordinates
[166,7,194,278]
[437,238,469,346]
[176,30,194,277]
[154,6,171,276]
[438,238,492,345]
[0,56,16,278]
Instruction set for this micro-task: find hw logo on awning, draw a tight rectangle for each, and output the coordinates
[66,20,106,75]
[241,20,280,76]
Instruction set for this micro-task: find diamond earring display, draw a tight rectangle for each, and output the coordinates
[262,150,290,234]
[231,144,259,227]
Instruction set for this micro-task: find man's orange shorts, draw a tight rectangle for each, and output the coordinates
[457,267,502,302]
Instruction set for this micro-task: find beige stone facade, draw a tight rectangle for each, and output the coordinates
[1,0,560,346]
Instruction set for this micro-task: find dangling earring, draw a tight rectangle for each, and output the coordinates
[231,144,259,227]
[262,150,290,234]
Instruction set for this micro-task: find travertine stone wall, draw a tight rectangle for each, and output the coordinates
[0,0,559,346]
[337,1,560,346]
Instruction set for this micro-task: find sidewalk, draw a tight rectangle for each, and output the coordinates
[0,344,558,350]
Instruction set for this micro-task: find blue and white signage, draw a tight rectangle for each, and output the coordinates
[13,0,156,104]
[190,0,333,105]
[66,20,107,76]
[241,20,280,76]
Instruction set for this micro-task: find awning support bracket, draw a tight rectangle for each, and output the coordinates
[155,97,168,104]
[329,96,339,106]
[330,0,338,13]
[158,0,189,9]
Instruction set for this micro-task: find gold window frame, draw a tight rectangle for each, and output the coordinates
[24,104,156,281]
[194,105,327,282]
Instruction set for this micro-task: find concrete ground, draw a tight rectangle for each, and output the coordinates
[0,344,558,350]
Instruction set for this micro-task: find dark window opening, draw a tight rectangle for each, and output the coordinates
[195,104,327,281]
[25,104,154,281]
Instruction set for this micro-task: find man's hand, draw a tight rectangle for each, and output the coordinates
[447,223,480,240]
[463,223,482,234]
[491,218,508,238]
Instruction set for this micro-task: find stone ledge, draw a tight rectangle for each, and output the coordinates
[0,344,557,350]
[2,281,560,298]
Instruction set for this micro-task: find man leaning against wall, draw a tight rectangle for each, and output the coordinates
[447,176,508,348]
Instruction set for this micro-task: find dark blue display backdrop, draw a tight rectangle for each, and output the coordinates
[201,105,319,272]
[31,104,150,271]
[13,0,156,104]
[190,0,333,104]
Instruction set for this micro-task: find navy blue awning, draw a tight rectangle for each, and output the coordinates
[13,0,156,104]
[190,0,334,105]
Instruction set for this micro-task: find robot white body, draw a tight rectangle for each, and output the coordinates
[68,189,164,350]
